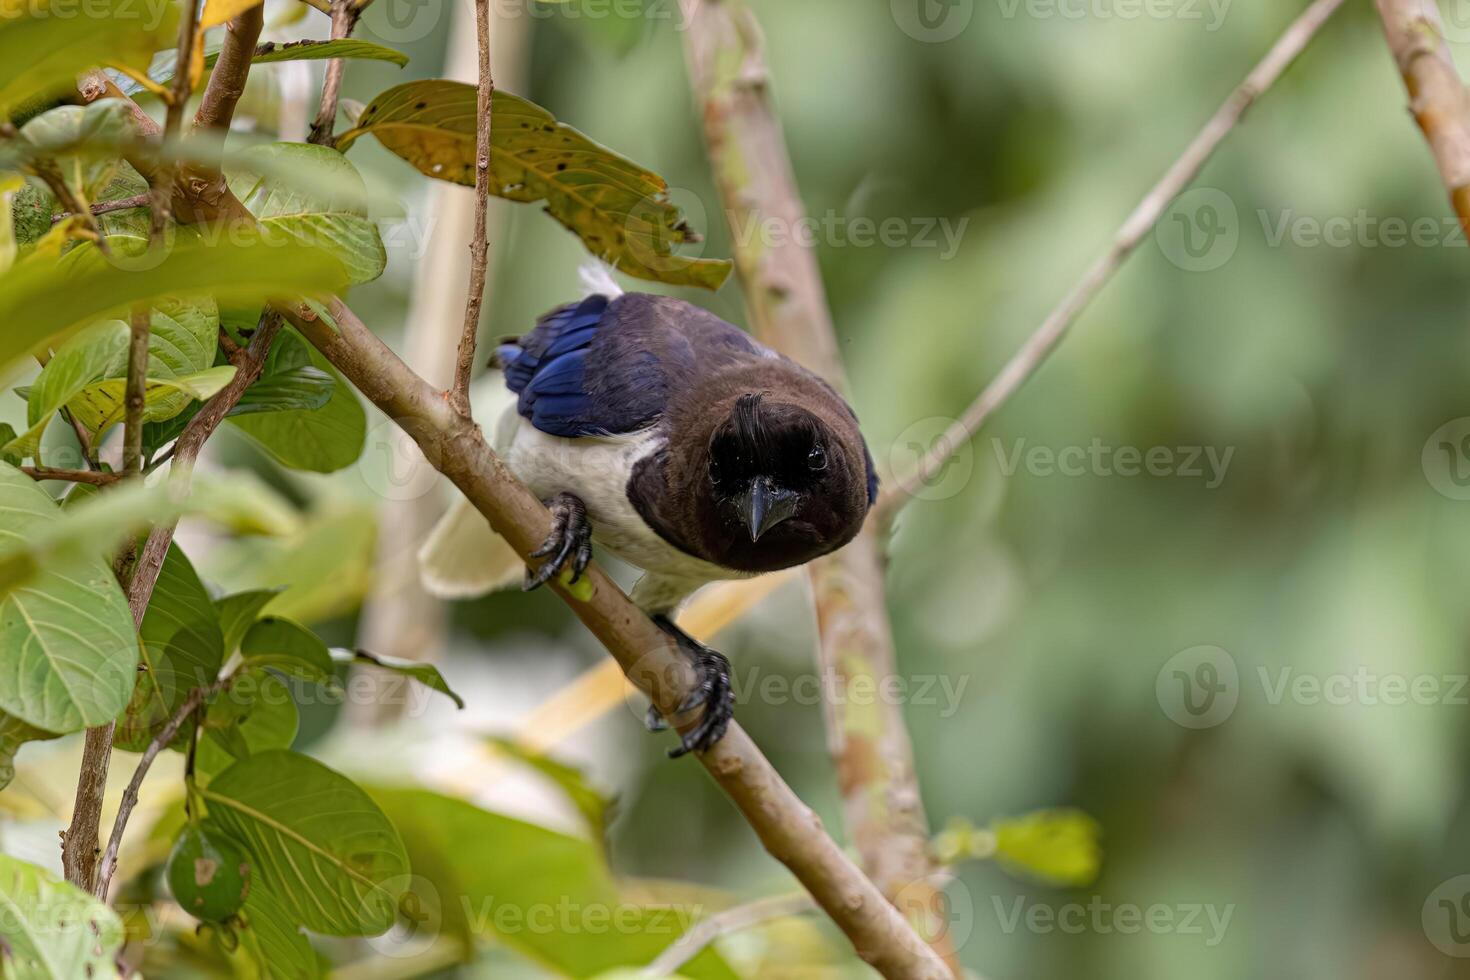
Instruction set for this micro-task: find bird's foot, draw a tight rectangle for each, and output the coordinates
[646,616,734,758]
[523,492,593,591]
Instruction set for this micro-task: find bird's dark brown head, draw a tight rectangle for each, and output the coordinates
[694,393,871,572]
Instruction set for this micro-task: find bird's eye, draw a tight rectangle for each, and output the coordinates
[807,446,828,471]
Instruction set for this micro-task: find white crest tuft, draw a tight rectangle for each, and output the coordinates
[578,261,625,299]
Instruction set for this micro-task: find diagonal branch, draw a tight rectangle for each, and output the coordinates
[1374,0,1470,236]
[678,1,954,968]
[450,0,494,417]
[281,298,951,980]
[874,0,1346,525]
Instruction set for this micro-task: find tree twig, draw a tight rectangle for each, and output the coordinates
[644,893,814,976]
[1374,0,1470,237]
[20,467,121,486]
[124,307,150,477]
[874,0,1347,523]
[450,0,494,418]
[50,194,150,225]
[307,0,361,145]
[95,681,224,898]
[678,2,952,967]
[282,297,951,980]
[149,0,202,242]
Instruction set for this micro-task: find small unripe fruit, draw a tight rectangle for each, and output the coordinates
[167,826,251,922]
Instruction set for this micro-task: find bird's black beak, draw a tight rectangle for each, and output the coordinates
[736,477,799,542]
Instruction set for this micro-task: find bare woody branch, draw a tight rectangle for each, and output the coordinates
[307,0,361,145]
[450,0,495,418]
[678,2,954,967]
[875,0,1346,524]
[1374,0,1470,237]
[20,467,121,486]
[281,298,952,980]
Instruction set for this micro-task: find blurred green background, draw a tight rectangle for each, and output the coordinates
[11,0,1470,976]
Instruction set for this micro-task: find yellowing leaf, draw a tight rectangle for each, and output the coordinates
[991,809,1102,887]
[201,0,264,29]
[338,80,733,290]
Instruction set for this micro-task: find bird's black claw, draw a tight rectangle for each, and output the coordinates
[523,492,592,591]
[644,704,669,732]
[651,617,735,758]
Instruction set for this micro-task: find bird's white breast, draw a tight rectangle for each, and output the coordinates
[496,409,737,597]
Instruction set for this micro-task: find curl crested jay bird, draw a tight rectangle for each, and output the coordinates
[420,268,877,757]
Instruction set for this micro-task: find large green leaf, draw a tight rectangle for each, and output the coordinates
[236,880,322,979]
[227,332,365,473]
[0,0,176,119]
[199,751,409,936]
[7,319,130,458]
[338,81,732,290]
[239,616,335,685]
[0,464,136,732]
[114,544,224,752]
[0,229,349,376]
[15,101,131,202]
[227,143,386,284]
[0,854,125,979]
[0,469,300,599]
[367,788,737,978]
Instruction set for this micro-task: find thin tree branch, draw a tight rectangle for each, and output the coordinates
[95,681,223,898]
[149,0,203,241]
[124,307,150,477]
[20,467,121,486]
[1374,0,1470,236]
[450,0,494,418]
[678,2,953,967]
[875,0,1345,523]
[282,297,951,980]
[645,893,814,976]
[307,0,361,145]
[50,194,150,224]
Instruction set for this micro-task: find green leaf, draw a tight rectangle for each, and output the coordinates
[0,468,300,599]
[0,465,136,732]
[350,649,464,709]
[339,81,732,290]
[367,788,737,978]
[227,333,365,473]
[227,143,386,284]
[199,751,410,936]
[253,38,409,68]
[114,544,225,752]
[215,588,282,655]
[240,616,335,685]
[0,711,59,791]
[16,102,131,202]
[236,880,322,979]
[7,319,130,459]
[232,365,335,416]
[0,854,125,980]
[0,0,177,119]
[0,228,349,376]
[68,364,238,435]
[197,670,299,781]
